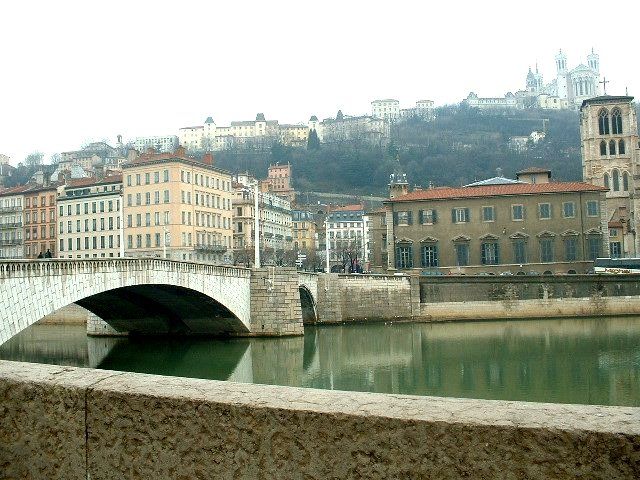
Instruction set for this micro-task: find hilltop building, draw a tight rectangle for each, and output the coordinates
[179,114,308,152]
[371,99,434,121]
[260,163,295,203]
[133,135,179,153]
[580,94,639,257]
[312,110,389,146]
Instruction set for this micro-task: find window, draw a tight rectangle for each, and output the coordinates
[145,192,151,205]
[562,202,575,218]
[587,200,599,217]
[155,212,160,225]
[164,190,169,203]
[127,194,132,207]
[609,140,616,156]
[155,233,161,247]
[136,214,141,227]
[611,108,622,134]
[145,173,150,184]
[540,238,554,263]
[598,109,609,135]
[154,191,160,204]
[145,234,151,248]
[612,170,620,191]
[136,193,141,205]
[127,215,132,228]
[163,170,169,182]
[587,237,601,261]
[136,235,142,248]
[619,139,626,155]
[538,203,551,219]
[395,244,413,269]
[136,174,141,186]
[604,173,610,189]
[481,242,499,265]
[154,171,160,183]
[454,243,469,266]
[564,237,577,261]
[419,209,437,224]
[127,175,131,186]
[452,207,470,223]
[623,172,629,191]
[513,240,527,264]
[610,241,622,258]
[600,141,607,156]
[421,244,438,267]
[145,213,151,227]
[482,206,495,222]
[127,235,133,249]
[394,211,412,225]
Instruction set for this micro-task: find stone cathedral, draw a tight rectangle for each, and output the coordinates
[581,95,640,257]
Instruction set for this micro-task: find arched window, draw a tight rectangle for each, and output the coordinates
[604,173,610,189]
[612,169,620,191]
[600,140,607,155]
[611,108,623,134]
[598,109,610,135]
[623,172,629,191]
[609,140,616,155]
[619,139,626,154]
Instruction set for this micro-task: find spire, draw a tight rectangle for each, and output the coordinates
[389,154,409,199]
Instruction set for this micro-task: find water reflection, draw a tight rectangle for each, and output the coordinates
[1,318,638,406]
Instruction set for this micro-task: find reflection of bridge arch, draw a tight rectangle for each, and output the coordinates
[0,259,251,344]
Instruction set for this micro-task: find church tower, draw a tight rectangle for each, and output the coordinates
[388,156,409,199]
[587,48,600,75]
[555,49,568,99]
[581,94,639,256]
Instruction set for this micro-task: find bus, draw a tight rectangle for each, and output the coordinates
[593,257,640,274]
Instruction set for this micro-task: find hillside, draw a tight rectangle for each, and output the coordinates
[209,104,639,197]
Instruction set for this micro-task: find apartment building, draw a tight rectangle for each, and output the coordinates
[0,186,25,259]
[57,175,123,259]
[22,183,58,258]
[122,148,234,264]
[232,175,293,265]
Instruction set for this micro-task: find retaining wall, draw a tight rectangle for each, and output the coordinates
[0,361,638,479]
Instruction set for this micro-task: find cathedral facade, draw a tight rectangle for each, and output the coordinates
[526,49,601,109]
[581,95,639,257]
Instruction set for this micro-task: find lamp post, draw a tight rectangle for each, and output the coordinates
[254,182,260,268]
[325,219,330,273]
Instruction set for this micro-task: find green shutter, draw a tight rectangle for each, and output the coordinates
[432,210,438,223]
[418,210,424,224]
[464,207,470,222]
[393,212,398,225]
[407,211,413,225]
[451,209,456,223]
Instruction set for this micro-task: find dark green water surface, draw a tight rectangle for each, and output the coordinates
[1,317,639,406]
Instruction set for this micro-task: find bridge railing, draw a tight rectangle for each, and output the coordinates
[0,258,251,279]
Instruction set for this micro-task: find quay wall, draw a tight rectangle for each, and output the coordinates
[0,361,638,479]
[316,273,640,323]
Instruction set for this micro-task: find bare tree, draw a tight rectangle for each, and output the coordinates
[24,152,44,167]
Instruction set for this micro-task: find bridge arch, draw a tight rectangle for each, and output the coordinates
[0,259,251,344]
[297,273,319,325]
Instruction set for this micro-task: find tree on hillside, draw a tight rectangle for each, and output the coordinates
[307,128,320,150]
[50,153,62,165]
[24,152,44,167]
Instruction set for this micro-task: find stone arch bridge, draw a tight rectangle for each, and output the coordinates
[0,259,319,345]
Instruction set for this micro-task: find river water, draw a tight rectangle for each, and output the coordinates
[1,317,639,406]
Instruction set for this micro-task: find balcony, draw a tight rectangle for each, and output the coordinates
[195,243,227,253]
[0,222,23,229]
[0,239,23,246]
[0,206,22,213]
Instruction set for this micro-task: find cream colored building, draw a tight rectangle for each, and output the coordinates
[371,99,400,122]
[179,114,308,151]
[123,148,234,264]
[316,111,389,145]
[57,175,124,259]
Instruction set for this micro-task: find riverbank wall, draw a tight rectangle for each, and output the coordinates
[315,273,640,324]
[0,360,637,479]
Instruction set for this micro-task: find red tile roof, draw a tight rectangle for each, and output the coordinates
[331,204,364,212]
[389,182,606,202]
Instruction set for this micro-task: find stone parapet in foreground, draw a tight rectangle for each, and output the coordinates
[0,360,638,479]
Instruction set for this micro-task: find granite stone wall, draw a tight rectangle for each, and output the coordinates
[1,361,638,479]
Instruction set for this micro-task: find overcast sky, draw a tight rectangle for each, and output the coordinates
[1,0,638,164]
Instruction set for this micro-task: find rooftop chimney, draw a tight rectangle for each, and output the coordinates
[202,152,214,165]
[175,146,186,157]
